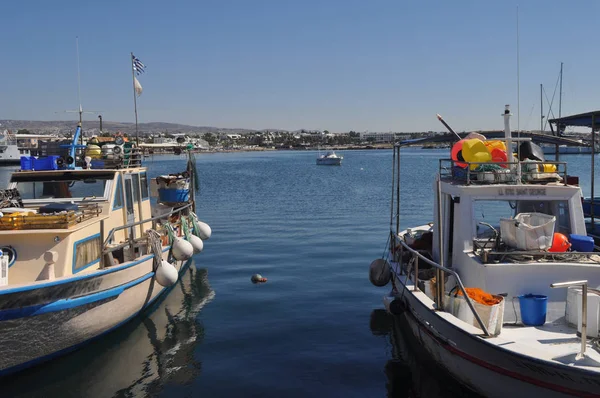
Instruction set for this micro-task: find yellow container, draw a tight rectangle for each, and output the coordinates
[85,144,102,159]
[539,163,557,173]
[484,140,506,152]
[462,139,492,170]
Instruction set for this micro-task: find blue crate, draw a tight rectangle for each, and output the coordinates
[158,188,189,203]
[91,160,105,169]
[569,234,594,252]
[33,156,59,171]
[20,156,34,171]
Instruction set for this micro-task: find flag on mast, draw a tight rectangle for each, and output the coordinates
[132,54,146,75]
[134,77,143,96]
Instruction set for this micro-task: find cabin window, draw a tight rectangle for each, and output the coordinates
[113,175,123,209]
[132,174,141,203]
[73,234,101,273]
[140,173,149,200]
[13,174,112,200]
[125,179,134,214]
[473,199,571,240]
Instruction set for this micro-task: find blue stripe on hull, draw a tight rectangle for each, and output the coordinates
[0,259,192,377]
[0,273,154,321]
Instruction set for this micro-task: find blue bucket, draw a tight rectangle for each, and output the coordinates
[518,294,547,326]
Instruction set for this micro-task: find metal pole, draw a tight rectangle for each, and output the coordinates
[436,175,444,309]
[390,147,396,235]
[592,114,596,226]
[98,115,103,132]
[413,255,419,292]
[131,52,140,146]
[540,84,544,132]
[396,146,400,239]
[582,283,588,358]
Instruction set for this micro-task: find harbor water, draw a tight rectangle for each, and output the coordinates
[1,148,599,397]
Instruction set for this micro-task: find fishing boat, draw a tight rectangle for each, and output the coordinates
[0,130,33,166]
[316,150,343,166]
[371,105,600,397]
[0,123,211,376]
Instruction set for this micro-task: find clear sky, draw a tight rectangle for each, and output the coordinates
[1,1,599,132]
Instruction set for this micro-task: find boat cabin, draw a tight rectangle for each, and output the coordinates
[0,167,152,286]
[431,160,600,324]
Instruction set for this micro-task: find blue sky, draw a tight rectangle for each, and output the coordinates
[1,1,598,132]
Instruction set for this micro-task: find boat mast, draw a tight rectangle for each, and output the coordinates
[540,84,543,132]
[559,62,563,122]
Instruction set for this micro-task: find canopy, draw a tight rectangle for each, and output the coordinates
[399,131,587,147]
[549,110,600,128]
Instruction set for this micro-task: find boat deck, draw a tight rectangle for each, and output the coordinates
[499,322,600,371]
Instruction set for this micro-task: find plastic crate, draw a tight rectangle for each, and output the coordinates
[33,156,59,171]
[20,156,34,171]
[158,188,189,203]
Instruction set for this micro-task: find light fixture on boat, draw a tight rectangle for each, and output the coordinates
[155,260,178,287]
[84,156,92,170]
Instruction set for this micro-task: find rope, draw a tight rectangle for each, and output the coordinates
[147,229,163,271]
[190,212,202,238]
[182,215,191,240]
[162,222,175,244]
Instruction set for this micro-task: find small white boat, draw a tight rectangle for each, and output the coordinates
[371,105,600,397]
[0,123,211,376]
[316,150,343,166]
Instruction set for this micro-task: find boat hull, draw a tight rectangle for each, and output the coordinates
[386,277,600,398]
[0,252,190,376]
[316,158,342,166]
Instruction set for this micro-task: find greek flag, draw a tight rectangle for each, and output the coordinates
[132,54,146,75]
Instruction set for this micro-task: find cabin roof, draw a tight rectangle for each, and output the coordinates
[399,131,587,147]
[549,110,600,128]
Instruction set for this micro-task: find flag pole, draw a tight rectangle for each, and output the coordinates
[131,52,140,146]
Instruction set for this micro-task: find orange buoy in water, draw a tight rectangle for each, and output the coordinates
[548,233,571,252]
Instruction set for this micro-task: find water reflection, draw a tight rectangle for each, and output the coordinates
[370,309,481,398]
[4,262,214,398]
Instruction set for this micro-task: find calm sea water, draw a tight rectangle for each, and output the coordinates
[1,149,599,397]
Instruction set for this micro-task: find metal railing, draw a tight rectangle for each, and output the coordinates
[550,280,588,360]
[394,233,491,337]
[439,159,568,186]
[100,202,193,268]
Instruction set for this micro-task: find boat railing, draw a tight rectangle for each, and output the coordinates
[438,159,568,186]
[473,239,600,263]
[393,232,492,336]
[100,202,193,267]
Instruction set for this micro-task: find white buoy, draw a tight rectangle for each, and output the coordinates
[188,234,204,254]
[195,220,212,240]
[156,260,178,287]
[172,236,194,260]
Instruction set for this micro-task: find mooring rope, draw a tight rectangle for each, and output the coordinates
[147,229,163,271]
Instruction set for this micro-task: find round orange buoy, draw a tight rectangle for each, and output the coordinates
[451,140,467,168]
[548,233,571,252]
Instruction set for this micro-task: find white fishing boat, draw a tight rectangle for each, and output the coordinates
[371,105,600,397]
[316,150,343,166]
[0,123,211,376]
[0,130,32,166]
